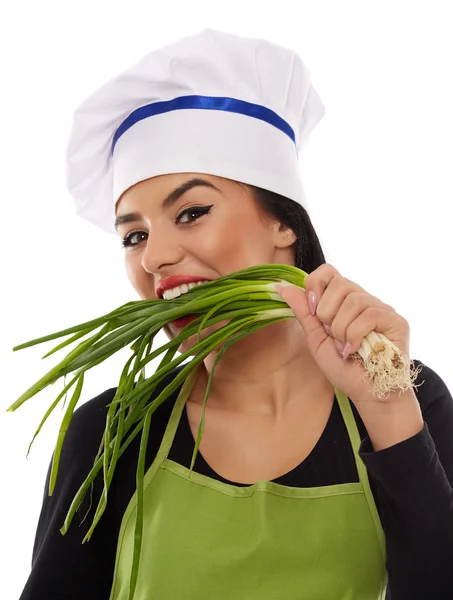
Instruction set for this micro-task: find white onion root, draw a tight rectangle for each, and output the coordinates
[349,331,423,400]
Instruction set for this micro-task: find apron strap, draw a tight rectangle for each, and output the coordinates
[157,363,202,461]
[335,387,387,561]
[147,364,387,562]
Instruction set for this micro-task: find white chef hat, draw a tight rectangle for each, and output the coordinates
[66,28,325,234]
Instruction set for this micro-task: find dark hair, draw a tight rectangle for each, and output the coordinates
[248,185,327,274]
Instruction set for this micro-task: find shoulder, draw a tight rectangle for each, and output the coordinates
[70,387,116,435]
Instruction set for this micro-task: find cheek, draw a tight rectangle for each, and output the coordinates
[198,211,273,271]
[125,256,156,300]
[125,256,140,289]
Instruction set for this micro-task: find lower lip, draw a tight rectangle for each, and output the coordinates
[170,315,198,329]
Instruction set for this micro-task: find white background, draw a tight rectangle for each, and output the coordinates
[1,1,452,598]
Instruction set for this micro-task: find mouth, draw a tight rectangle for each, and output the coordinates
[157,277,212,329]
[161,280,210,301]
[156,276,211,300]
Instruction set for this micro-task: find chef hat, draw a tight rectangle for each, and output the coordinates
[66,28,325,234]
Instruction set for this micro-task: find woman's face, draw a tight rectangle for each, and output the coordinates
[114,173,296,353]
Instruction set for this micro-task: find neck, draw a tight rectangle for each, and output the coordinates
[196,320,332,418]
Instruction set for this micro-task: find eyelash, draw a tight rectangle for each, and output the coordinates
[121,204,214,248]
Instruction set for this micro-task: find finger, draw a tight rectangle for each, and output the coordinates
[327,292,387,344]
[305,271,365,320]
[303,265,339,314]
[303,264,341,292]
[343,307,409,356]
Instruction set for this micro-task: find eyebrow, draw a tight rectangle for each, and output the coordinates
[114,178,220,231]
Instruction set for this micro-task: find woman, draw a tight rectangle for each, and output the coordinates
[20,29,453,599]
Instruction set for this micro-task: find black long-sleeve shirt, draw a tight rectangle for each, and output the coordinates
[19,358,453,599]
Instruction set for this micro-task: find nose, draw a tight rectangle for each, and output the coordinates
[140,225,185,274]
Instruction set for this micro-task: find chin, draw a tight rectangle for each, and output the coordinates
[163,320,231,356]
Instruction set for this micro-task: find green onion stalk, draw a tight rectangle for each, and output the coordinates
[7,263,417,598]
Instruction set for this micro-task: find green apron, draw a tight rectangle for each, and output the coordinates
[109,368,388,599]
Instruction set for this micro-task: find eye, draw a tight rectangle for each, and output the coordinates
[121,205,214,249]
[176,204,213,225]
[121,231,147,248]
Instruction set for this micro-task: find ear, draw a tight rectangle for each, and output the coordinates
[273,222,297,249]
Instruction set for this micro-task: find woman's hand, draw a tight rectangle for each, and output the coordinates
[276,263,412,405]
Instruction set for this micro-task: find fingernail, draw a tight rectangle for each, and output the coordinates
[308,292,317,316]
[323,323,332,334]
[342,342,351,360]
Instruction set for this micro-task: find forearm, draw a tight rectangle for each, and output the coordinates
[349,362,453,597]
[352,388,424,451]
[358,421,453,599]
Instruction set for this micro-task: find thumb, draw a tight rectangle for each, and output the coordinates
[276,284,329,353]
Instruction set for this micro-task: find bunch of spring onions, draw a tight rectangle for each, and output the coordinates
[7,263,418,599]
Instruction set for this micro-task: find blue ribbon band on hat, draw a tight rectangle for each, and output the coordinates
[112,95,295,154]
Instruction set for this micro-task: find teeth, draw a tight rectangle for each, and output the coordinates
[162,289,173,301]
[162,280,209,300]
